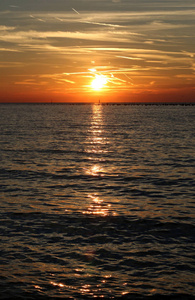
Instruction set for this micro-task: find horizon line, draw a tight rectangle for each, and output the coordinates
[0,102,194,105]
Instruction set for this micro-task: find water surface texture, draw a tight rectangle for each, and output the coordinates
[0,104,195,299]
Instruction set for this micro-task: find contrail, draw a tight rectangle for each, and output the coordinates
[72,8,80,15]
[123,73,134,85]
[81,21,121,28]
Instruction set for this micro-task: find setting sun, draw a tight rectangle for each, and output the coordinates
[91,75,107,91]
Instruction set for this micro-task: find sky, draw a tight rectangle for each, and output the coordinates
[0,0,195,103]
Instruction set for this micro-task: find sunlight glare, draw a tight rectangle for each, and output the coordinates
[91,75,107,91]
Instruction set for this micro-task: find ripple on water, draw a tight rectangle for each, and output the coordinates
[0,104,195,299]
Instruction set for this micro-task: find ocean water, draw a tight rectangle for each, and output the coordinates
[0,103,194,300]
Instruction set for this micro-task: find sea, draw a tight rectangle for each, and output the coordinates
[0,103,194,300]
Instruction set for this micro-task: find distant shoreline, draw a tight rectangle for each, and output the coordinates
[0,102,195,106]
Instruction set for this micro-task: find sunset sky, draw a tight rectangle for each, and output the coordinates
[0,0,195,103]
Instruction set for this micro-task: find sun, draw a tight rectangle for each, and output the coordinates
[91,75,107,91]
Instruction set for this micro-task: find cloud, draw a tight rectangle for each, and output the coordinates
[0,62,26,67]
[0,29,134,44]
[116,56,143,61]
[182,51,194,58]
[0,25,15,30]
[0,47,21,52]
[57,79,75,84]
[15,79,47,85]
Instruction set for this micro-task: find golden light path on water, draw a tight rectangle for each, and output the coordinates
[33,104,119,298]
[83,104,114,217]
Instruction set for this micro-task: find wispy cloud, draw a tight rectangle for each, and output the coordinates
[15,79,47,85]
[57,79,75,84]
[0,47,21,52]
[116,56,143,61]
[0,29,133,44]
[0,25,16,30]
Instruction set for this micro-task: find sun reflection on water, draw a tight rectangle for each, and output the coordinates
[85,104,109,156]
[83,194,111,216]
[85,164,104,177]
[50,281,65,288]
[82,105,115,217]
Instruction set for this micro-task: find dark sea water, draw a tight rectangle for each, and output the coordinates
[0,103,195,300]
